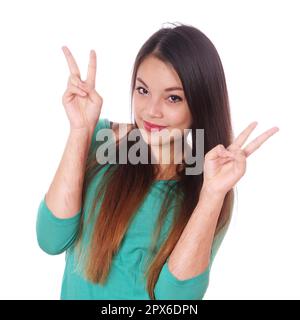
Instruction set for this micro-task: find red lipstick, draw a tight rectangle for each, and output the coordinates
[143,120,167,132]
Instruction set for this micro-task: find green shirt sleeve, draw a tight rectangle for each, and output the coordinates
[36,118,111,255]
[36,195,81,255]
[154,222,230,300]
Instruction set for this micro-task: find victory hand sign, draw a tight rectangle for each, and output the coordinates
[62,46,103,134]
[202,122,280,197]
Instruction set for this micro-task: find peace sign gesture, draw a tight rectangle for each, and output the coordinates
[202,122,280,197]
[61,46,103,132]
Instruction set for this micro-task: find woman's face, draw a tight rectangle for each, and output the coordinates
[132,55,192,146]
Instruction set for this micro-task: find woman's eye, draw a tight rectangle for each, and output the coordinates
[135,86,148,95]
[168,95,182,103]
[135,86,182,103]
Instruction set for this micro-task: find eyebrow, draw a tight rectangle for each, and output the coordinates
[136,77,183,92]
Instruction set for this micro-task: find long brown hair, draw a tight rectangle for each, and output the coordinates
[73,22,235,300]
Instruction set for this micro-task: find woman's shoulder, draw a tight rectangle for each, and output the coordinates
[91,119,134,149]
[110,121,135,141]
[93,118,134,137]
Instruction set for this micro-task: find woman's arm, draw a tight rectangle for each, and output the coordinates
[45,127,93,219]
[36,118,110,255]
[45,46,103,219]
[154,123,279,299]
[154,188,228,300]
[167,187,225,280]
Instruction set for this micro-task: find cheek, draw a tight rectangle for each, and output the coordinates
[132,96,144,114]
[132,102,144,129]
[170,107,192,128]
[182,105,192,127]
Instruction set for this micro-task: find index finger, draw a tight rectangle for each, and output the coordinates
[62,46,81,78]
[227,121,258,152]
[86,49,97,88]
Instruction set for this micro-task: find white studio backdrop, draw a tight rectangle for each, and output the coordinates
[0,0,299,299]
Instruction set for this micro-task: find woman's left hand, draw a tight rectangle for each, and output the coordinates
[202,122,279,197]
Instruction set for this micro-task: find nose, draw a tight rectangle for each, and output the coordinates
[147,99,163,118]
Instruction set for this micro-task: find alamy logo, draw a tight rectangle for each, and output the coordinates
[95,127,204,175]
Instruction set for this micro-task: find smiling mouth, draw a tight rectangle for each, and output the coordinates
[143,120,167,132]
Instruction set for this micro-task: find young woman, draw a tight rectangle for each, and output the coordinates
[36,23,279,300]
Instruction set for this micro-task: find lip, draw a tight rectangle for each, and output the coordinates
[143,120,167,132]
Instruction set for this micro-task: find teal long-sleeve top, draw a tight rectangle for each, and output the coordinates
[36,118,229,300]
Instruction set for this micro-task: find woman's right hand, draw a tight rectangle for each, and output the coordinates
[61,46,103,133]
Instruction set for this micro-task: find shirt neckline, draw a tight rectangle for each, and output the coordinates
[154,179,178,183]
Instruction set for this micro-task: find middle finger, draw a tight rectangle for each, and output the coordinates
[243,126,279,157]
[86,50,97,88]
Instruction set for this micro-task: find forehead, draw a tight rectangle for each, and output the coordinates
[136,56,182,87]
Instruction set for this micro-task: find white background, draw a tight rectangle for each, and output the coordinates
[0,0,299,299]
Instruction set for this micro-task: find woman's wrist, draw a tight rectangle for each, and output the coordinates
[198,184,227,212]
